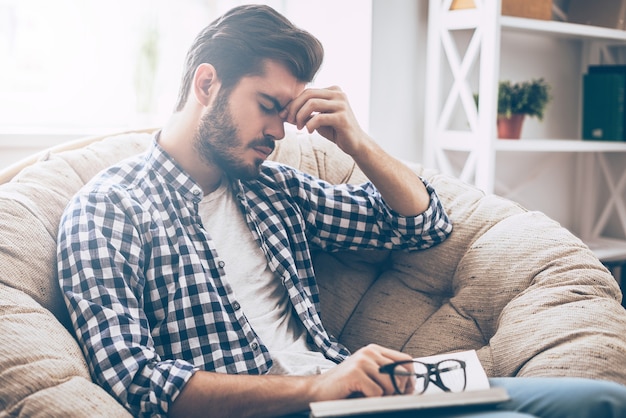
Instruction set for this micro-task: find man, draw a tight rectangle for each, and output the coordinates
[57,4,626,418]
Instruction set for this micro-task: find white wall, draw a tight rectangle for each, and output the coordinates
[286,0,372,130]
[369,0,429,162]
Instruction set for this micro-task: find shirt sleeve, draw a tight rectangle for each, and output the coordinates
[282,168,452,251]
[57,189,196,417]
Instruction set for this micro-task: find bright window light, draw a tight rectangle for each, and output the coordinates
[0,0,371,135]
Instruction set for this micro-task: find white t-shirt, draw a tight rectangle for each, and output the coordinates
[198,180,336,375]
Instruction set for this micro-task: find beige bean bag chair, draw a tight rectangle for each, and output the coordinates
[1,128,625,416]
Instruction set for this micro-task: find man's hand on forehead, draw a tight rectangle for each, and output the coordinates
[285,87,338,132]
[284,86,368,156]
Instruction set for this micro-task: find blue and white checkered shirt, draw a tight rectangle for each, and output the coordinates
[57,138,452,417]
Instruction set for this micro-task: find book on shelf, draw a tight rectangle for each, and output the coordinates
[582,66,626,142]
[450,0,552,20]
[308,350,510,418]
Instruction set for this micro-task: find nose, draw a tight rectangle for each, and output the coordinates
[265,114,286,141]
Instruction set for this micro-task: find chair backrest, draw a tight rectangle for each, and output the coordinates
[0,129,157,185]
[0,131,154,326]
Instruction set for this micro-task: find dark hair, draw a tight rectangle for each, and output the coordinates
[174,4,324,111]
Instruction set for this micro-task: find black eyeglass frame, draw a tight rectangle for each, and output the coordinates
[378,359,467,395]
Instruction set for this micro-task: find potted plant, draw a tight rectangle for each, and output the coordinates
[496,78,551,139]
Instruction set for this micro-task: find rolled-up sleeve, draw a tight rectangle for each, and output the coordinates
[280,167,452,251]
[380,177,453,249]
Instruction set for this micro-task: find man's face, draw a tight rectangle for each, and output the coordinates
[194,61,305,180]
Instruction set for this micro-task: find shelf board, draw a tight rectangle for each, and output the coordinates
[446,9,626,42]
[501,16,626,42]
[438,134,626,153]
[584,237,626,263]
[495,139,626,152]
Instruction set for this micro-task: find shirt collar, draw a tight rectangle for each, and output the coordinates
[147,131,205,202]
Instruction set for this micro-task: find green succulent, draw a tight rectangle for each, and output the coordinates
[497,78,551,120]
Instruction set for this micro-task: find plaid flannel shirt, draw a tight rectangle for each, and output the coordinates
[57,139,452,417]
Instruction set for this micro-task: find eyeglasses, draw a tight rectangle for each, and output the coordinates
[379,359,467,395]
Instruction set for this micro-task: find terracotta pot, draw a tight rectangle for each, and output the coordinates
[497,113,525,139]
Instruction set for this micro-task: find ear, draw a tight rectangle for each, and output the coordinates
[193,63,220,107]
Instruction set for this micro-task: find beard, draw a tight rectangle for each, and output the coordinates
[194,89,275,180]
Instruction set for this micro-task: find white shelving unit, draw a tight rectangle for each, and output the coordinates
[423,0,626,263]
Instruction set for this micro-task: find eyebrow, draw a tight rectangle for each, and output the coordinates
[259,93,287,112]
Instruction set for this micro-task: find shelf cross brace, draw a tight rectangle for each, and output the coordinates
[592,153,626,239]
[437,23,482,133]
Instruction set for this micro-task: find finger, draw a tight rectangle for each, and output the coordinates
[390,363,416,395]
[364,345,416,395]
[354,346,406,396]
[351,372,385,398]
[293,97,344,131]
[285,86,343,126]
[370,344,414,364]
[303,112,340,136]
[403,362,416,394]
[371,364,401,396]
[284,88,318,124]
[353,363,395,397]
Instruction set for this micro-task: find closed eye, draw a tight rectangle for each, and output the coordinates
[260,103,278,114]
[258,93,287,115]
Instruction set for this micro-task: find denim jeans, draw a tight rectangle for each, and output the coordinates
[430,377,626,418]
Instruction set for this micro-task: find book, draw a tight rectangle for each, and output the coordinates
[450,0,553,20]
[588,65,626,142]
[308,350,510,418]
[582,70,626,141]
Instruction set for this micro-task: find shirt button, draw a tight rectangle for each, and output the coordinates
[251,342,259,350]
[218,260,225,268]
[192,187,201,196]
[232,301,241,311]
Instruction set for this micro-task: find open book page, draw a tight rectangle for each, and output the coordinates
[309,350,509,418]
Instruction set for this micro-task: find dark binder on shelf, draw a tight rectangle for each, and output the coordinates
[582,67,626,141]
